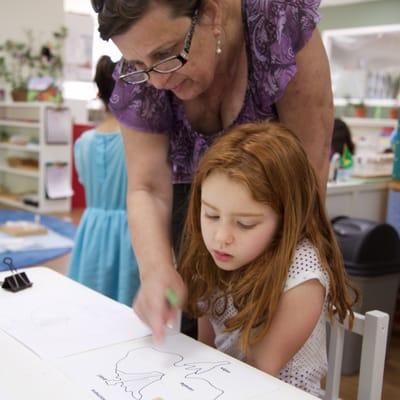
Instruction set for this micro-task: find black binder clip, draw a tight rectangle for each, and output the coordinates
[1,257,33,292]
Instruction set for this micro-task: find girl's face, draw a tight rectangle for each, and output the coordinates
[112,6,220,100]
[200,172,280,272]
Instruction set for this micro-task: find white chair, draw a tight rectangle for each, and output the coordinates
[324,310,389,400]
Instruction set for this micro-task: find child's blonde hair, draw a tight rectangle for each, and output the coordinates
[179,122,357,353]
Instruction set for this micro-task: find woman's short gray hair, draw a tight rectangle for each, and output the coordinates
[94,0,202,41]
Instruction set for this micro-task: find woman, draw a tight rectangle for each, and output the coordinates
[92,0,334,341]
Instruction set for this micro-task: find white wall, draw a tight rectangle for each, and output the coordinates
[0,1,64,43]
[62,0,121,124]
[0,1,94,124]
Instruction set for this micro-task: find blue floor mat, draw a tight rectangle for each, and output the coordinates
[0,210,77,271]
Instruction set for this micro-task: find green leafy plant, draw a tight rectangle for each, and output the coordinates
[0,27,67,91]
[37,26,68,82]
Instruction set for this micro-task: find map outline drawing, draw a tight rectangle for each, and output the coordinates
[101,346,232,400]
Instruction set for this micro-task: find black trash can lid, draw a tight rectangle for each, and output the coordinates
[332,217,400,276]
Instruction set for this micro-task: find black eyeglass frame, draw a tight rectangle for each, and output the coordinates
[119,8,200,85]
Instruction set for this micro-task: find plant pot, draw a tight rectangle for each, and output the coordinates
[11,88,28,102]
[389,107,398,120]
[354,107,367,118]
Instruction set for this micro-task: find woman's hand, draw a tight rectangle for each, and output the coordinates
[133,264,187,342]
[121,125,182,341]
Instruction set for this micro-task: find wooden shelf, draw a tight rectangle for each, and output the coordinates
[0,143,39,152]
[0,195,38,211]
[342,117,397,128]
[388,181,400,191]
[0,119,40,128]
[0,165,39,178]
[0,101,54,108]
[335,98,400,108]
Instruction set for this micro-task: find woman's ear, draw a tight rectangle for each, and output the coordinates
[201,0,223,37]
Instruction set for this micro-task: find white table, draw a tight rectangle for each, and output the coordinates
[0,267,319,400]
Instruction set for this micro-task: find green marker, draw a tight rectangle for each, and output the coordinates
[165,288,179,307]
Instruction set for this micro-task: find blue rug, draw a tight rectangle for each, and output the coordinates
[0,210,77,271]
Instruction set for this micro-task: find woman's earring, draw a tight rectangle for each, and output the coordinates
[216,37,222,55]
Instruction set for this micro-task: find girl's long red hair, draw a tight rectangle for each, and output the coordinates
[178,122,357,353]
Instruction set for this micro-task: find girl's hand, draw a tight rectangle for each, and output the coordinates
[133,264,187,342]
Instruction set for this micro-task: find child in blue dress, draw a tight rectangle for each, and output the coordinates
[68,55,140,306]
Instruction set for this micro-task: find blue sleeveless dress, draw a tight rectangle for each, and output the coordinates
[68,129,140,306]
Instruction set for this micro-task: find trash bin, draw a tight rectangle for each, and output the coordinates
[332,216,400,375]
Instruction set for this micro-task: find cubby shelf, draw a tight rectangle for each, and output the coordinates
[0,102,72,213]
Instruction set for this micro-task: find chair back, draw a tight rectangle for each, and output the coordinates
[324,310,389,400]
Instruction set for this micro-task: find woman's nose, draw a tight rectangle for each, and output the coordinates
[148,72,170,90]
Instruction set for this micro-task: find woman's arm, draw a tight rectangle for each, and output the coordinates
[121,124,187,341]
[198,316,215,347]
[247,279,325,376]
[276,29,334,192]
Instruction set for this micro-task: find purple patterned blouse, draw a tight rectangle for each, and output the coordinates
[110,0,321,184]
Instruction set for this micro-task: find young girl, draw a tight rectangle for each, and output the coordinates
[179,122,357,397]
[68,56,140,306]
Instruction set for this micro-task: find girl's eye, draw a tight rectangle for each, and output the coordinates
[205,214,219,220]
[237,222,256,230]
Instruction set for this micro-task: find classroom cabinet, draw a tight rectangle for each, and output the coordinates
[0,102,72,213]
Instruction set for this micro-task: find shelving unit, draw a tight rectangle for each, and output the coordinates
[341,117,396,155]
[0,165,39,178]
[323,25,400,108]
[0,143,39,152]
[0,102,72,213]
[334,98,400,108]
[342,117,397,137]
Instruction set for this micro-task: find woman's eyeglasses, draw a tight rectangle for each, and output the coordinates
[119,8,199,85]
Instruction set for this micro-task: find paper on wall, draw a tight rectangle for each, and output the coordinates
[45,163,74,199]
[45,107,71,144]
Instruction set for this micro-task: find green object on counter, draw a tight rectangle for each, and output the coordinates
[341,144,353,169]
[392,117,400,181]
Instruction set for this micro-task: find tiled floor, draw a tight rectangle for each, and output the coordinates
[40,208,400,400]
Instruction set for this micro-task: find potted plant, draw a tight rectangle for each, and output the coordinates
[0,33,34,101]
[353,101,367,118]
[0,27,67,102]
[389,107,398,120]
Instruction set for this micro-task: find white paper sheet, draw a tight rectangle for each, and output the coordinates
[55,333,280,400]
[0,387,16,400]
[0,268,150,359]
[45,107,72,144]
[45,163,74,199]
